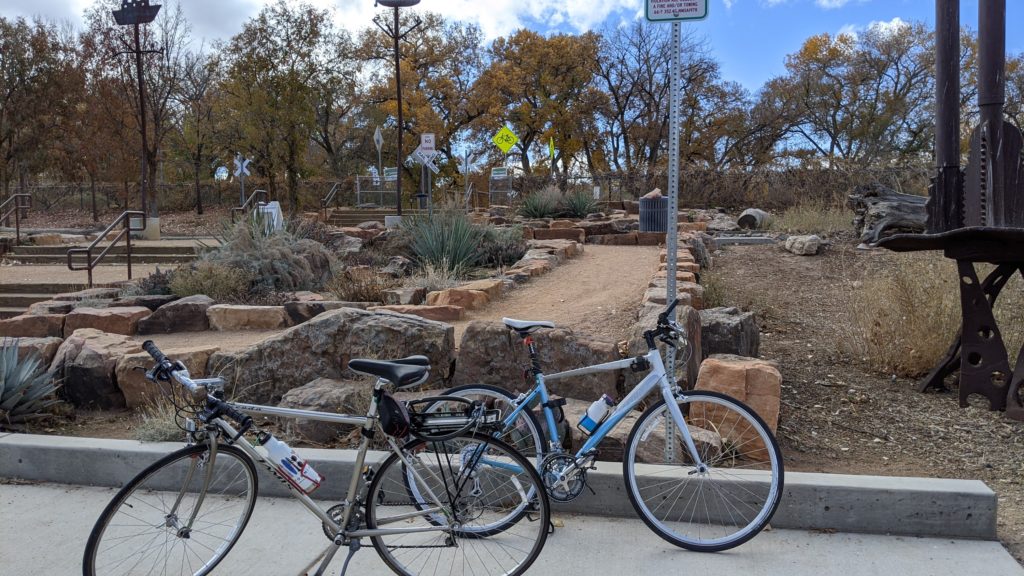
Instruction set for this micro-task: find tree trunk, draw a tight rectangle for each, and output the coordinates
[193,161,203,215]
[847,183,927,245]
[90,174,98,222]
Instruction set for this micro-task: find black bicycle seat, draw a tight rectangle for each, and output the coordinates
[349,358,429,388]
[502,318,555,334]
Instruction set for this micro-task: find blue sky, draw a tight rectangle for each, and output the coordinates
[2,0,1022,93]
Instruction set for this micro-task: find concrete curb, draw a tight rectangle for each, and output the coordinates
[0,434,996,540]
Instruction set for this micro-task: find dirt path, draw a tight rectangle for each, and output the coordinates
[452,245,661,344]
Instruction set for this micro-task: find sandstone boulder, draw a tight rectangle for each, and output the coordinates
[137,295,214,334]
[458,279,504,300]
[115,345,218,409]
[706,213,739,232]
[327,233,363,256]
[506,259,552,277]
[382,287,427,306]
[425,288,489,310]
[64,306,151,335]
[284,301,373,325]
[26,300,74,316]
[575,220,619,237]
[548,219,578,229]
[368,305,464,322]
[381,256,414,278]
[637,232,666,246]
[587,232,637,245]
[52,287,122,301]
[695,354,781,454]
[208,308,455,403]
[110,294,179,311]
[784,234,822,256]
[532,228,584,243]
[700,307,759,359]
[207,305,290,331]
[278,377,371,443]
[1,336,63,365]
[0,314,65,338]
[51,329,142,408]
[528,239,584,259]
[454,321,620,400]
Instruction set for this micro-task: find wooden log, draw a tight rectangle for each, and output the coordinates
[847,183,927,245]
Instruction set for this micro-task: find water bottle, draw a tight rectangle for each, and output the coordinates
[577,394,615,435]
[261,434,323,494]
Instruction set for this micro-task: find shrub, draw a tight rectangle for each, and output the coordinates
[170,262,253,302]
[121,267,175,298]
[133,397,184,442]
[203,217,336,293]
[0,343,61,428]
[560,190,599,219]
[401,210,482,275]
[700,271,727,309]
[403,261,463,293]
[769,200,853,236]
[325,269,399,303]
[478,225,528,269]
[518,186,561,219]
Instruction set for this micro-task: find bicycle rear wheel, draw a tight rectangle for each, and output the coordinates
[623,390,783,552]
[366,432,550,576]
[437,384,546,464]
[83,443,258,576]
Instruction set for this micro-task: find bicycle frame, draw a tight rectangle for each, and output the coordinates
[503,345,705,467]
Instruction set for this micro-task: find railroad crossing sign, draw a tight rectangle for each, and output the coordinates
[412,147,440,174]
[233,154,251,178]
[645,0,708,22]
[492,126,519,154]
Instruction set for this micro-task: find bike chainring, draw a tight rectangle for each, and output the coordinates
[540,453,587,502]
[322,503,350,540]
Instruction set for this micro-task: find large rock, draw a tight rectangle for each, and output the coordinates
[700,307,759,359]
[588,232,638,245]
[52,287,122,301]
[51,329,143,409]
[327,233,363,256]
[278,377,371,443]
[706,213,739,232]
[694,355,781,456]
[458,279,504,300]
[26,300,74,315]
[368,305,464,322]
[454,321,620,400]
[528,239,584,259]
[382,287,427,306]
[1,336,63,365]
[381,256,414,278]
[784,234,822,256]
[111,294,179,311]
[208,308,455,404]
[532,228,584,243]
[207,305,290,331]
[64,306,151,336]
[115,346,218,409]
[284,301,373,325]
[137,295,214,334]
[629,304,702,388]
[425,288,489,310]
[0,314,64,337]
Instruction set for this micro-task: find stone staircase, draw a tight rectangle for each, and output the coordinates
[7,244,198,266]
[0,282,93,320]
[326,209,427,228]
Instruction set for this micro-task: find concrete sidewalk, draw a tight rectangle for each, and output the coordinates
[1,482,1020,576]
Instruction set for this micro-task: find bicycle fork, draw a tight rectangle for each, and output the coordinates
[660,384,707,470]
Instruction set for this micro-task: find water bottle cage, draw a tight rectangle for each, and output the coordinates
[630,355,651,373]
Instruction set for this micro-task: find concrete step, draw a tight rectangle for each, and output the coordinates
[11,245,197,256]
[0,283,85,294]
[15,254,195,265]
[0,293,54,308]
[0,306,23,319]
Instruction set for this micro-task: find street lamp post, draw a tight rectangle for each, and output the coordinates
[374,0,421,217]
[113,0,161,238]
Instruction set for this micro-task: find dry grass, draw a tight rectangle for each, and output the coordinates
[133,397,185,442]
[403,261,464,293]
[843,252,1024,377]
[769,200,854,236]
[325,269,399,303]
[170,262,253,302]
[700,271,728,309]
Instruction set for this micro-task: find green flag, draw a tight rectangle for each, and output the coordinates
[549,137,555,161]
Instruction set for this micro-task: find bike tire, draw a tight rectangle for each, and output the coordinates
[623,390,784,552]
[83,443,258,576]
[439,383,546,464]
[366,432,550,576]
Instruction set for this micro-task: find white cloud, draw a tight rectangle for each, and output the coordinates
[837,23,860,40]
[723,0,736,9]
[867,16,908,37]
[815,0,851,8]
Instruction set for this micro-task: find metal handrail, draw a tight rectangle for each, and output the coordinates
[320,182,340,220]
[0,193,32,245]
[67,211,146,287]
[230,189,268,222]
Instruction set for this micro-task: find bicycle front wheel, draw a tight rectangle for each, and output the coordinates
[366,432,550,576]
[83,443,258,576]
[623,390,783,552]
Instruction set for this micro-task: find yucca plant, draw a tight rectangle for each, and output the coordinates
[0,342,61,427]
[401,210,483,275]
[560,190,599,219]
[518,188,561,219]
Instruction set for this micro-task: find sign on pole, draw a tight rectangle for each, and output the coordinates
[645,0,708,22]
[383,167,398,182]
[373,126,384,152]
[420,133,435,153]
[412,146,440,175]
[233,153,252,205]
[492,126,519,154]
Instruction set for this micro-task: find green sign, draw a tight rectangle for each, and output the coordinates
[492,126,519,154]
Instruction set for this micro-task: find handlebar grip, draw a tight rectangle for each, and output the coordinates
[664,298,680,317]
[142,340,170,367]
[222,403,253,428]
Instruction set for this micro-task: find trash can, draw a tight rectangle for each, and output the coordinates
[639,196,669,232]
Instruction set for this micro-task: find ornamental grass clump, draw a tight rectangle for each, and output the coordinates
[401,210,483,275]
[0,342,61,428]
[518,187,561,219]
[560,189,599,219]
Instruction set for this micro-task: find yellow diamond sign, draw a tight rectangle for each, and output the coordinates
[492,126,519,154]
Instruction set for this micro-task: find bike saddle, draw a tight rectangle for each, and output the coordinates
[349,358,429,388]
[502,318,556,334]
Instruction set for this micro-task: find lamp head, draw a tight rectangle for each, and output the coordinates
[113,0,161,26]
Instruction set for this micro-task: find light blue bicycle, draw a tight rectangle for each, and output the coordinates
[440,299,784,552]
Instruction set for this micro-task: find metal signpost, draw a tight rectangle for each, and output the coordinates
[412,133,439,214]
[233,153,252,205]
[374,126,384,190]
[646,0,707,454]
